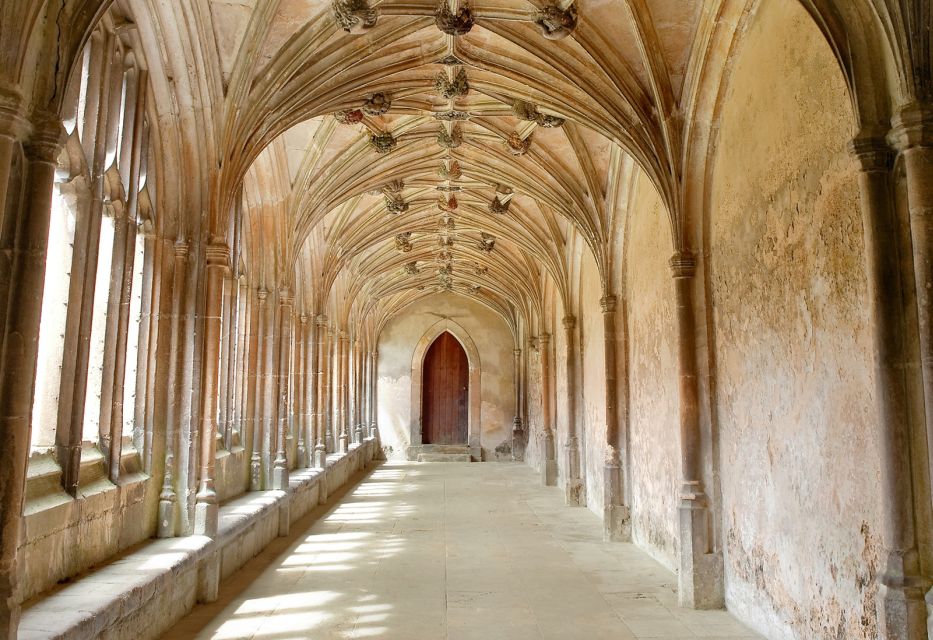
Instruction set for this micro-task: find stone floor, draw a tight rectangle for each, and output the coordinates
[165,462,763,640]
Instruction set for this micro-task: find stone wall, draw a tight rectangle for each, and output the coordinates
[707,1,884,637]
[579,249,607,517]
[376,292,516,460]
[625,171,680,572]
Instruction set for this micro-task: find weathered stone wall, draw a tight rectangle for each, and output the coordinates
[579,249,607,517]
[376,292,515,460]
[625,171,680,572]
[707,1,883,637]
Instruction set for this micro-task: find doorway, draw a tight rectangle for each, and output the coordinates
[422,331,469,444]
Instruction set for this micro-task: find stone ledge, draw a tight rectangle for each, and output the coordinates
[18,438,376,640]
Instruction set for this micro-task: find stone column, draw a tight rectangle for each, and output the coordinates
[261,290,277,487]
[512,347,525,461]
[370,350,379,438]
[296,315,308,466]
[157,239,189,536]
[249,288,267,491]
[325,326,336,452]
[563,315,584,505]
[601,294,631,541]
[338,331,350,453]
[349,338,358,444]
[851,135,931,638]
[272,288,292,490]
[304,314,316,467]
[0,113,61,640]
[670,251,722,609]
[354,340,364,443]
[314,315,328,467]
[193,240,228,537]
[539,333,557,486]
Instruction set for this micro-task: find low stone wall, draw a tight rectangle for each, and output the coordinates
[17,439,376,640]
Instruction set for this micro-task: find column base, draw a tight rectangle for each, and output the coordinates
[876,556,932,639]
[565,478,585,506]
[678,498,723,609]
[156,498,176,538]
[313,445,327,469]
[604,504,632,542]
[297,443,307,468]
[194,499,219,538]
[338,434,349,453]
[272,462,289,491]
[326,434,335,453]
[249,454,263,491]
[511,427,525,462]
[369,423,377,438]
[542,460,558,486]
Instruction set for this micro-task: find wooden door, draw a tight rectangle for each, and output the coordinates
[422,332,469,444]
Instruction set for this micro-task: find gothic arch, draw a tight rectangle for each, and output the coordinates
[409,319,482,459]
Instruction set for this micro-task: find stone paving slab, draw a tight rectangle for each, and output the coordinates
[165,462,764,640]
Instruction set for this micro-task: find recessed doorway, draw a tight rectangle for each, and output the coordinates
[422,331,469,445]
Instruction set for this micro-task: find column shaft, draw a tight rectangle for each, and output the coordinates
[539,334,557,486]
[273,290,292,490]
[563,316,584,505]
[601,294,631,541]
[338,332,349,453]
[512,347,525,461]
[249,288,267,490]
[314,316,327,467]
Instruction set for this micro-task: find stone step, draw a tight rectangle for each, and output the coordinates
[417,444,471,455]
[417,453,472,463]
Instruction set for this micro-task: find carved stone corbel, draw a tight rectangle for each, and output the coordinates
[535,2,577,40]
[478,232,496,252]
[334,109,364,125]
[370,132,397,153]
[435,69,470,99]
[506,132,531,155]
[395,232,413,252]
[362,92,391,116]
[436,2,474,35]
[437,124,463,149]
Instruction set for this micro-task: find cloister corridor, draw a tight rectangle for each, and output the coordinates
[166,462,761,640]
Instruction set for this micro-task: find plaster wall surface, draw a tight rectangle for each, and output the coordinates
[707,2,883,637]
[579,250,607,517]
[625,171,680,572]
[376,292,515,460]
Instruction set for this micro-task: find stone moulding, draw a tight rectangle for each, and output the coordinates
[439,160,462,180]
[333,0,378,34]
[511,99,565,127]
[370,132,397,153]
[435,2,474,35]
[435,110,471,121]
[535,2,577,40]
[438,194,459,211]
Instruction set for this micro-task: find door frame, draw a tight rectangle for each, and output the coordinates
[410,319,481,457]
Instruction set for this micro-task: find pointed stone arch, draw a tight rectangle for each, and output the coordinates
[409,319,482,460]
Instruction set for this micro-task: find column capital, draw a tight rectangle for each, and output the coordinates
[513,348,522,357]
[24,112,64,163]
[300,314,309,325]
[278,286,293,304]
[539,332,551,345]
[173,238,190,258]
[205,238,229,266]
[669,250,697,279]
[316,313,328,326]
[848,136,894,172]
[890,102,933,151]
[257,286,268,301]
[599,294,618,313]
[562,315,576,330]
[0,83,29,140]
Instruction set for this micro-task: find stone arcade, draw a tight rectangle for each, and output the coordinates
[0,0,931,639]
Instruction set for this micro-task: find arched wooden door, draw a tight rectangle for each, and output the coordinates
[422,332,469,445]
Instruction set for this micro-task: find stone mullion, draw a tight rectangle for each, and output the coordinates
[98,201,128,464]
[314,316,328,467]
[338,332,349,453]
[0,113,61,639]
[193,241,228,536]
[218,273,234,451]
[563,315,584,505]
[326,327,336,452]
[538,333,557,486]
[156,240,187,537]
[347,337,357,444]
[856,130,932,638]
[601,294,630,541]
[136,232,158,473]
[296,315,308,466]
[370,350,379,439]
[354,339,364,443]
[56,31,116,495]
[273,289,293,490]
[233,279,250,445]
[303,315,316,467]
[511,347,525,461]
[249,287,267,491]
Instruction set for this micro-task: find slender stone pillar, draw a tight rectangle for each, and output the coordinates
[354,340,364,443]
[158,239,189,536]
[272,288,292,490]
[563,316,584,505]
[338,331,350,453]
[370,350,379,439]
[539,333,557,486]
[249,288,267,491]
[314,315,328,468]
[304,315,316,466]
[296,315,308,466]
[261,290,277,487]
[0,113,61,640]
[851,135,932,638]
[194,240,229,537]
[670,251,723,608]
[349,338,358,444]
[512,347,525,461]
[326,326,336,452]
[601,294,631,541]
